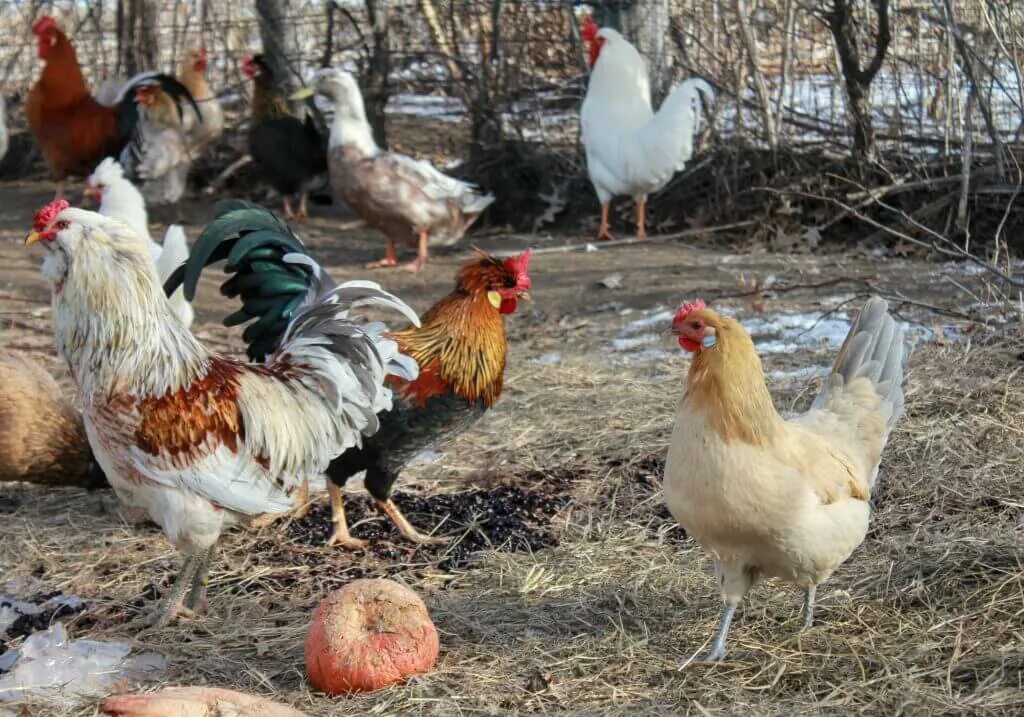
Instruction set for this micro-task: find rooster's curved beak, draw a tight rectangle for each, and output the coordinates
[25,231,42,245]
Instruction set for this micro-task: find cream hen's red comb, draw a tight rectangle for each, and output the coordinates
[32,16,57,35]
[673,299,707,324]
[33,199,70,231]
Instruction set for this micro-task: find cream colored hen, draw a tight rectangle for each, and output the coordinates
[664,297,906,661]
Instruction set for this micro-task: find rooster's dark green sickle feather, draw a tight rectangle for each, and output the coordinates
[163,200,322,362]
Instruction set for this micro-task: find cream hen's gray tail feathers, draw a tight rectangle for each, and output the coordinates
[813,297,906,432]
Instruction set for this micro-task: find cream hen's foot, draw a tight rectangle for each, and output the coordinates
[366,239,398,269]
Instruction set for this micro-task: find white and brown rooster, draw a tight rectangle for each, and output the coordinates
[26,199,419,627]
[579,15,713,241]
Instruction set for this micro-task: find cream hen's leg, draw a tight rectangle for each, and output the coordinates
[296,193,310,220]
[801,585,817,630]
[702,561,757,662]
[282,196,296,220]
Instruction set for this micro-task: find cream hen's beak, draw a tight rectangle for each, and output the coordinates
[289,87,315,101]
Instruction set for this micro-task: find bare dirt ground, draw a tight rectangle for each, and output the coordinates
[1,180,1022,715]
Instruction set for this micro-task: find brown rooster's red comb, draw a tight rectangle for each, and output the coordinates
[581,16,599,42]
[503,249,532,280]
[32,15,58,35]
[673,299,707,324]
[33,199,70,231]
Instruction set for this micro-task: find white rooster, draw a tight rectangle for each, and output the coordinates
[579,17,713,240]
[26,199,419,626]
[85,157,193,327]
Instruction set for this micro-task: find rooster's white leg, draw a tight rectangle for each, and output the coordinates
[597,202,613,241]
[184,546,215,614]
[636,197,647,239]
[143,553,203,627]
[326,482,368,550]
[402,232,429,273]
[801,585,816,630]
[366,239,399,268]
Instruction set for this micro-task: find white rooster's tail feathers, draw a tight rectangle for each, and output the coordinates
[278,280,420,434]
[813,297,907,433]
[157,225,194,327]
[643,77,715,174]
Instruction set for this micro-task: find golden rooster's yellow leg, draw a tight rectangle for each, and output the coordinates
[636,198,647,240]
[326,482,368,550]
[376,498,450,545]
[366,239,398,269]
[403,232,429,273]
[597,202,613,241]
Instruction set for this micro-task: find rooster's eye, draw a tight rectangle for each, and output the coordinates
[504,277,516,288]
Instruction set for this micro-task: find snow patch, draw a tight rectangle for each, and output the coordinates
[0,624,165,706]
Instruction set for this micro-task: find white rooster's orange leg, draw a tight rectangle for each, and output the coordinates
[366,239,398,269]
[326,482,368,550]
[597,203,613,241]
[403,232,429,273]
[636,198,648,240]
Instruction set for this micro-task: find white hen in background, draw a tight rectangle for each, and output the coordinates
[85,158,193,327]
[579,18,713,241]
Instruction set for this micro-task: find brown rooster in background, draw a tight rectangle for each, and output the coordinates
[0,348,106,489]
[166,206,533,549]
[27,16,197,197]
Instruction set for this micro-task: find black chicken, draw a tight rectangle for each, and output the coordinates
[241,54,327,220]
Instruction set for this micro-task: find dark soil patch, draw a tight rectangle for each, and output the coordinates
[285,476,574,573]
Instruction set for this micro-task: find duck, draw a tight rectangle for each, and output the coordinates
[295,67,494,272]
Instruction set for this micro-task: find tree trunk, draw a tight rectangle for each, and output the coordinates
[820,0,891,162]
[620,0,673,101]
[117,0,159,76]
[255,0,298,95]
[362,0,391,148]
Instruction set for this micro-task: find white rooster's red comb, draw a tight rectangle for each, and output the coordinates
[33,199,70,231]
[581,16,599,42]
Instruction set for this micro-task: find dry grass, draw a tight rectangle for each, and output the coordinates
[1,313,1022,716]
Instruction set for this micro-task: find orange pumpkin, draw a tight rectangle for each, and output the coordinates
[305,578,439,694]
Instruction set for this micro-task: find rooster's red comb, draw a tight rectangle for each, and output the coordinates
[503,249,532,279]
[673,299,707,323]
[33,199,70,231]
[32,16,57,35]
[581,16,599,42]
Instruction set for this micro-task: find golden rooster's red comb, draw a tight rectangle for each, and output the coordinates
[502,249,532,280]
[34,199,70,231]
[32,15,57,35]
